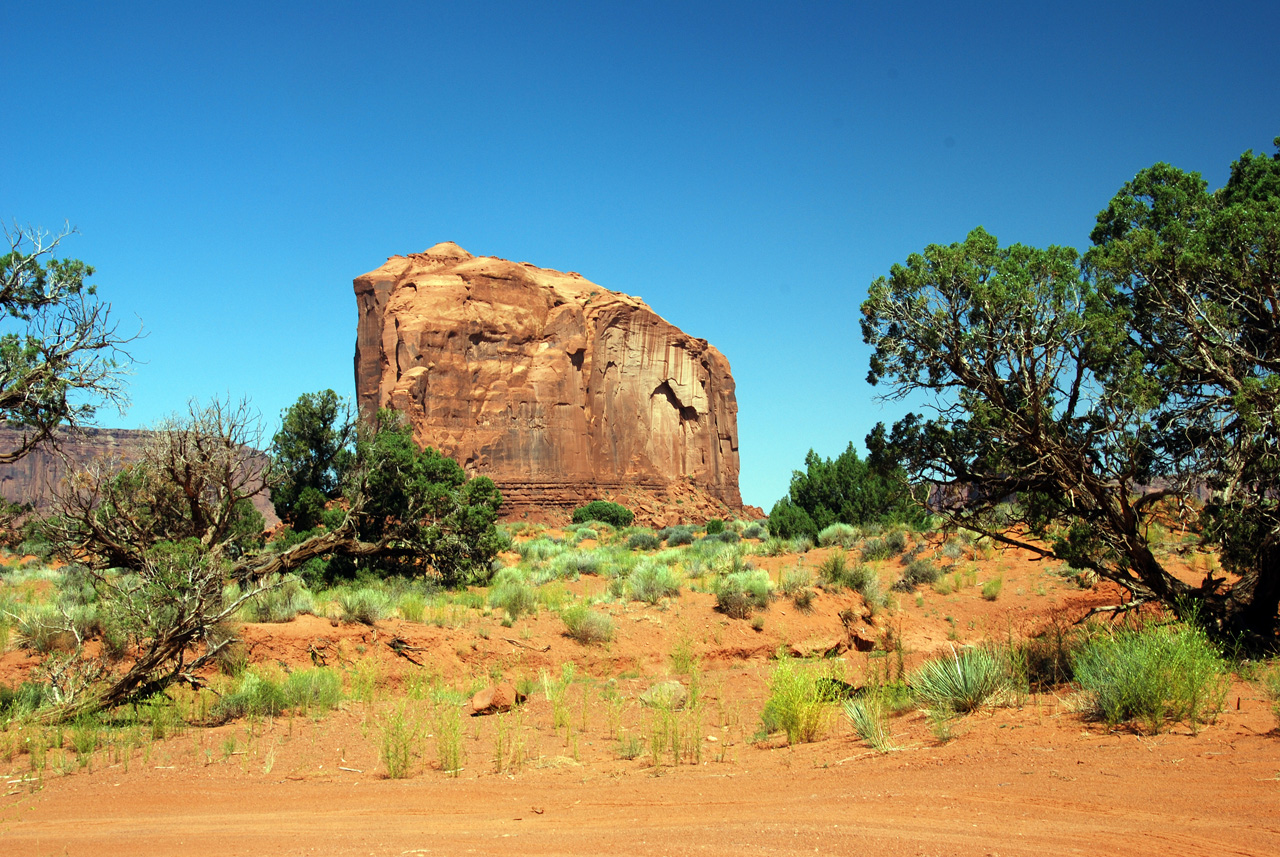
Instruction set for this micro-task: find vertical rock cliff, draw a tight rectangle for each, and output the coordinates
[353,243,746,523]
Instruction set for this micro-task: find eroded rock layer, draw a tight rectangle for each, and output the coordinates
[354,243,746,524]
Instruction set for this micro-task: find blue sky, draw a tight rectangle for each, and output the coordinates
[4,1,1278,508]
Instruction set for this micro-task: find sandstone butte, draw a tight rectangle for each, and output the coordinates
[354,242,759,526]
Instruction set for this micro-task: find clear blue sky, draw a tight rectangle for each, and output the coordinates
[4,1,1278,508]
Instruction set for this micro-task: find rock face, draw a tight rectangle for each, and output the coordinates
[0,427,279,526]
[354,243,746,524]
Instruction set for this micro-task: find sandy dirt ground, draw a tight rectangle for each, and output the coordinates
[2,541,1279,856]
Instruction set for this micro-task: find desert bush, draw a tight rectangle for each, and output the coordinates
[911,646,1007,714]
[940,539,965,560]
[818,523,860,549]
[741,523,767,540]
[548,549,604,579]
[627,531,661,551]
[817,551,849,587]
[1072,622,1227,732]
[704,518,725,535]
[714,569,772,619]
[338,588,391,624]
[572,501,634,528]
[569,526,598,544]
[861,538,891,562]
[626,562,682,604]
[660,525,695,546]
[790,535,815,553]
[242,575,315,623]
[765,498,818,541]
[487,568,537,620]
[760,657,833,744]
[780,565,810,597]
[884,530,908,556]
[561,603,614,644]
[895,558,941,591]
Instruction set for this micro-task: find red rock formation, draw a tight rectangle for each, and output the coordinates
[354,243,749,525]
[0,427,279,527]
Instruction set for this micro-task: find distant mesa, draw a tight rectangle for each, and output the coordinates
[354,243,755,525]
[0,427,279,527]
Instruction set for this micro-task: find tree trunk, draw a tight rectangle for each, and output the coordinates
[1219,539,1280,649]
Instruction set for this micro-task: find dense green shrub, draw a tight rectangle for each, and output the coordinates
[660,525,696,546]
[572,501,634,527]
[1072,622,1227,732]
[766,497,818,541]
[896,558,941,591]
[861,538,891,562]
[884,530,908,555]
[704,518,725,535]
[627,531,661,551]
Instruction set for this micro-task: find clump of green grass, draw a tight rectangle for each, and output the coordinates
[843,696,896,753]
[713,569,772,619]
[981,574,1004,601]
[338,588,390,625]
[398,591,427,622]
[381,701,419,778]
[214,670,288,720]
[283,667,343,714]
[625,562,682,604]
[911,645,1007,714]
[487,568,537,621]
[431,703,466,776]
[242,575,315,623]
[818,523,861,549]
[759,656,833,744]
[1072,622,1227,733]
[817,551,849,587]
[561,603,614,645]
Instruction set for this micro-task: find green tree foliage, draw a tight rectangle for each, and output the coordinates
[345,410,504,586]
[767,442,924,540]
[860,138,1280,646]
[268,389,354,529]
[571,500,634,527]
[0,222,137,462]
